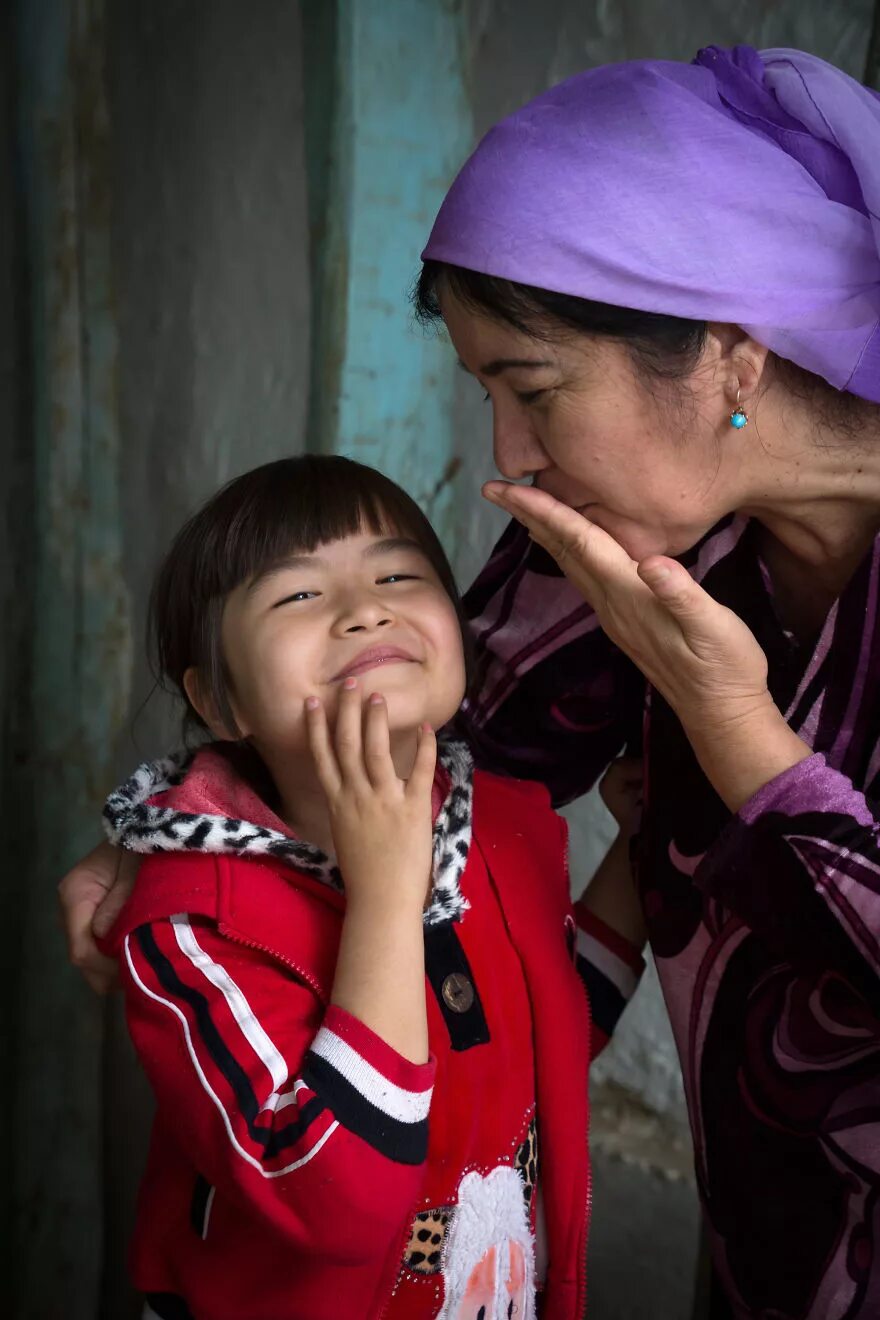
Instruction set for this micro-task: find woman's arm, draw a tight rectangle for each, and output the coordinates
[482,483,880,1003]
[696,752,880,1007]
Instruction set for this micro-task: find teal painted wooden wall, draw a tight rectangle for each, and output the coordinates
[302,1,471,542]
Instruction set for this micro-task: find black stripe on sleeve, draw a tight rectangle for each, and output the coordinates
[302,1052,429,1166]
[135,923,326,1160]
[575,953,628,1040]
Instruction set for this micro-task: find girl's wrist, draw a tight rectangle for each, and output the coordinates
[344,886,427,922]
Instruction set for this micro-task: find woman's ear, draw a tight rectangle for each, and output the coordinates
[705,323,770,408]
[183,667,246,740]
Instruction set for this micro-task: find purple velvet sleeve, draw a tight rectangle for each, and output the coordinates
[696,752,880,1002]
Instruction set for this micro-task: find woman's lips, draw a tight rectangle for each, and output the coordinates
[331,646,418,682]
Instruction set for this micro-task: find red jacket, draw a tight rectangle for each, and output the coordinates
[101,743,641,1320]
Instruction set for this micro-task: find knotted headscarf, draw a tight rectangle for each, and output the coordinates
[422,46,880,403]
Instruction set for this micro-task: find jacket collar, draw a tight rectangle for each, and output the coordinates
[103,738,474,925]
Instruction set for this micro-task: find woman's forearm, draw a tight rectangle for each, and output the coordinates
[681,695,811,815]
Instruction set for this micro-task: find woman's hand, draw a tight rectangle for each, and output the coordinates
[58,841,139,993]
[485,482,811,811]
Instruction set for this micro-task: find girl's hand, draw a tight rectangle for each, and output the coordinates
[600,757,644,839]
[305,678,437,911]
[484,482,811,812]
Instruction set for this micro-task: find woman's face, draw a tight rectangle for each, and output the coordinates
[441,288,742,562]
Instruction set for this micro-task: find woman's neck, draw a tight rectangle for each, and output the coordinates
[739,418,880,578]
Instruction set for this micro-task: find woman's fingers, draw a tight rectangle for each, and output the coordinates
[92,848,140,939]
[483,481,635,592]
[638,556,737,655]
[305,695,342,796]
[57,850,122,993]
[363,693,396,788]
[408,722,438,798]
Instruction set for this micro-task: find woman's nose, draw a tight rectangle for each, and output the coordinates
[492,411,549,480]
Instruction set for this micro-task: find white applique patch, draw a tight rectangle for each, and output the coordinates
[438,1166,536,1320]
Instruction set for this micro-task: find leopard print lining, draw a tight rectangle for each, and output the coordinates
[103,739,474,925]
[403,1207,451,1274]
[514,1117,538,1211]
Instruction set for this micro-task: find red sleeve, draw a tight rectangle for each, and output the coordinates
[122,914,434,1261]
[572,904,645,1061]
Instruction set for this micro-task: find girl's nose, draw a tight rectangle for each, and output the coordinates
[336,594,395,635]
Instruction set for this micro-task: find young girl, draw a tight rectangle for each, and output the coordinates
[99,455,644,1320]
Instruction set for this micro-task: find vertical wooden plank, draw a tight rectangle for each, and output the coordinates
[865,0,880,89]
[15,0,131,1313]
[302,0,471,543]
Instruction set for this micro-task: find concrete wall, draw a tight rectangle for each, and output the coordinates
[10,1,874,1315]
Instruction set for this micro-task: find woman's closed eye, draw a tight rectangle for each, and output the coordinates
[482,386,550,405]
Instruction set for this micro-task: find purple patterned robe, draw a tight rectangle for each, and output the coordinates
[462,513,880,1319]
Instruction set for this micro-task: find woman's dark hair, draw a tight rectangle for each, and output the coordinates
[150,453,471,740]
[415,259,708,380]
[415,260,873,433]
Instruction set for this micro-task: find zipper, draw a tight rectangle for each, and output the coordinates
[218,924,328,1002]
[578,945,593,1318]
[564,825,592,1319]
[374,1207,423,1320]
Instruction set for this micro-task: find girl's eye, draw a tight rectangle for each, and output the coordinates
[378,573,418,585]
[272,590,317,607]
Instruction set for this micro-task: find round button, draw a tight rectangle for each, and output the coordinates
[441,972,474,1014]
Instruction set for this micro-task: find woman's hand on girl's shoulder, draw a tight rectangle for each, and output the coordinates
[305,679,437,912]
[58,841,137,993]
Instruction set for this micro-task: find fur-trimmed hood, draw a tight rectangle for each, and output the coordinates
[104,739,474,925]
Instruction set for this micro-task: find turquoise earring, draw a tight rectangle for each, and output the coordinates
[730,388,748,430]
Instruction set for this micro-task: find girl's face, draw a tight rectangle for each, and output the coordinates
[441,288,744,563]
[213,528,466,756]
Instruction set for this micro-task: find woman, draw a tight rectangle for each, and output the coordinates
[63,44,880,1319]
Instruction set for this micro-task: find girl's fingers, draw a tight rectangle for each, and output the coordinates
[363,693,396,789]
[407,722,437,798]
[333,678,370,787]
[304,696,342,796]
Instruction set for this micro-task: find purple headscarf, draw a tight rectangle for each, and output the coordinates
[422,46,880,404]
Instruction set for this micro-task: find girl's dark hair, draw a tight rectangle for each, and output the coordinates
[150,454,470,739]
[415,260,874,433]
